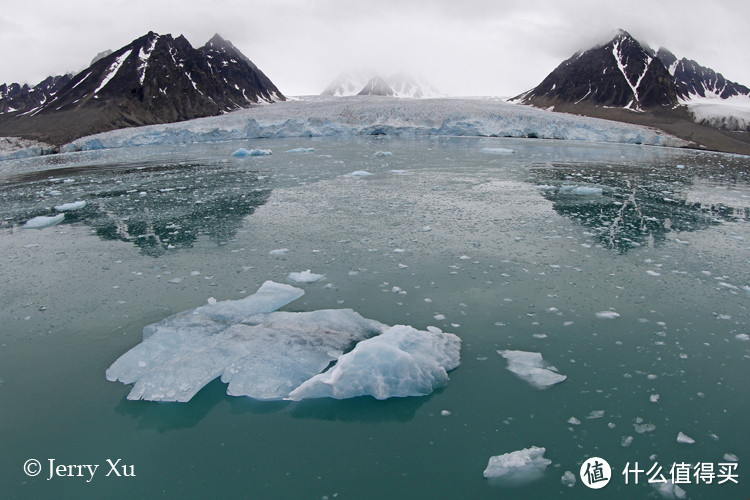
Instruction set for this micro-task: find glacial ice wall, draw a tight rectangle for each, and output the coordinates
[64,96,688,153]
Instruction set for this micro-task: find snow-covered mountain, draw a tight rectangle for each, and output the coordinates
[514,30,678,111]
[322,71,441,98]
[656,48,750,101]
[0,74,73,114]
[0,31,284,143]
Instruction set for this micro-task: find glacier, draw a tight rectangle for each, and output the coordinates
[59,96,688,154]
[106,280,461,402]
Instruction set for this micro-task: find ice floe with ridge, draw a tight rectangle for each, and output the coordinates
[106,281,460,402]
[23,214,65,229]
[483,446,551,485]
[497,350,566,389]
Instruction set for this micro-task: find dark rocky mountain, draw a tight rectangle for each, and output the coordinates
[515,30,678,110]
[0,74,72,114]
[0,31,284,144]
[357,76,396,96]
[656,48,750,100]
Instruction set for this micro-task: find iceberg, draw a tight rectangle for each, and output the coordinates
[288,325,461,400]
[287,270,325,283]
[231,148,272,157]
[61,96,689,154]
[497,350,566,389]
[107,281,460,402]
[483,446,551,485]
[23,213,65,229]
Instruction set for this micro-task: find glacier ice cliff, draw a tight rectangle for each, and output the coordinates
[63,96,688,154]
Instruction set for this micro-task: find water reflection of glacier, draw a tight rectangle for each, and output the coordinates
[530,163,750,253]
[2,161,271,256]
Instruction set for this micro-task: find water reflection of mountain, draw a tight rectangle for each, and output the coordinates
[530,163,750,253]
[5,162,271,256]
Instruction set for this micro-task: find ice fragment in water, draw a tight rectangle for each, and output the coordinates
[595,310,620,319]
[561,471,576,487]
[269,248,290,256]
[481,147,515,155]
[54,201,87,211]
[23,214,65,229]
[677,432,695,444]
[231,148,272,157]
[497,350,566,389]
[284,147,315,153]
[723,453,738,462]
[287,270,325,283]
[560,185,603,196]
[586,410,605,419]
[288,325,461,400]
[373,151,393,157]
[107,281,460,402]
[346,170,373,177]
[652,482,686,499]
[482,446,551,485]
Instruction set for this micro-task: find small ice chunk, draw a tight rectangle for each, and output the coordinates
[288,270,325,283]
[54,200,87,211]
[269,248,290,256]
[646,270,661,276]
[533,184,555,191]
[677,432,695,444]
[634,423,656,434]
[421,225,432,232]
[497,350,566,389]
[284,147,315,153]
[481,147,515,155]
[595,310,620,319]
[232,148,272,157]
[735,334,749,341]
[650,393,660,403]
[373,151,393,157]
[561,470,576,488]
[346,170,373,177]
[482,446,551,485]
[586,410,605,419]
[560,185,603,195]
[23,214,65,229]
[440,410,451,416]
[622,436,634,447]
[567,417,581,425]
[288,325,461,400]
[652,482,686,499]
[723,453,738,462]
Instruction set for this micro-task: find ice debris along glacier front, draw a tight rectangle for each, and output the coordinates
[497,350,566,389]
[62,96,688,153]
[483,446,552,484]
[106,281,461,402]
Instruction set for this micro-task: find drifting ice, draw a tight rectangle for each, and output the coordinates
[498,350,566,389]
[483,446,551,484]
[231,148,272,157]
[54,201,87,211]
[287,270,325,283]
[106,281,461,402]
[23,214,65,229]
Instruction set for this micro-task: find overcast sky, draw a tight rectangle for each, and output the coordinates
[1,0,748,97]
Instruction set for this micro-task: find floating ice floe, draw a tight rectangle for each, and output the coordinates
[481,147,515,155]
[269,248,290,256]
[287,270,325,283]
[373,151,393,157]
[652,481,687,499]
[288,325,460,400]
[560,185,603,196]
[106,281,460,402]
[23,214,65,229]
[231,148,272,157]
[347,170,373,177]
[54,201,87,211]
[677,432,695,444]
[284,147,316,153]
[595,310,620,319]
[483,446,551,485]
[497,350,566,389]
[561,470,576,488]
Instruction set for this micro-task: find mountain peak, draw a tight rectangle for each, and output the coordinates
[205,33,231,49]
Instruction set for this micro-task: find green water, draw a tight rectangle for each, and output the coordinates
[0,137,747,499]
